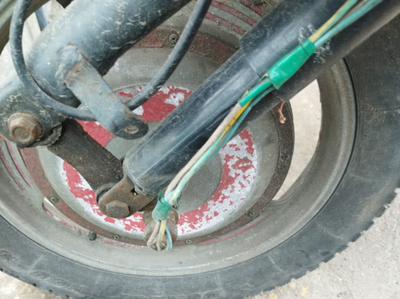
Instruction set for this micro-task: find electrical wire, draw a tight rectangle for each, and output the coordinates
[309,0,358,43]
[208,87,275,161]
[165,227,173,251]
[168,85,274,208]
[126,0,212,110]
[148,0,384,251]
[157,219,168,251]
[315,0,383,48]
[165,103,242,195]
[147,220,161,248]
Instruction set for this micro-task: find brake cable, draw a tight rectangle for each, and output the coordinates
[126,0,213,110]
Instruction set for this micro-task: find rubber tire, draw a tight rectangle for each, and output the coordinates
[1,12,400,299]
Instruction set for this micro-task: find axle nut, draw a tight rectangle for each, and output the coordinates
[105,200,130,218]
[7,113,42,146]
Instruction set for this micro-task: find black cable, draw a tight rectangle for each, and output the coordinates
[126,0,212,110]
[10,0,95,121]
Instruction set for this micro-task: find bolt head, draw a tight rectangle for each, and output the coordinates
[88,231,97,241]
[168,33,179,44]
[124,125,139,135]
[105,200,130,218]
[7,113,42,146]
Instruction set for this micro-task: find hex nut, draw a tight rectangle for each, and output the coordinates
[105,200,130,218]
[7,113,42,146]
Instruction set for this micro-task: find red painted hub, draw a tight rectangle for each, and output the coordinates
[60,86,258,237]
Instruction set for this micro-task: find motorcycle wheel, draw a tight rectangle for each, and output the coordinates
[0,1,399,298]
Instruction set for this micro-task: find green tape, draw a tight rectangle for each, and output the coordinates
[152,192,173,221]
[267,39,316,89]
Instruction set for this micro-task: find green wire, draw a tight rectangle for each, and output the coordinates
[168,0,383,207]
[169,81,273,203]
[169,134,221,204]
[238,78,272,107]
[311,0,358,41]
[170,86,275,204]
[315,0,383,48]
[208,87,275,161]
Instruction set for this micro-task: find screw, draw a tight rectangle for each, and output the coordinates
[124,125,139,135]
[168,33,179,44]
[248,211,255,217]
[88,231,97,241]
[7,113,42,146]
[106,200,130,218]
[185,239,193,245]
[113,235,121,240]
[49,197,59,204]
[281,153,290,161]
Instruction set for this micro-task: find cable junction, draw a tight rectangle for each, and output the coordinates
[148,0,384,251]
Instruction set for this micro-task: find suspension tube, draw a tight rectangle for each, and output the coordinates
[124,0,400,195]
[27,0,191,106]
[123,0,349,194]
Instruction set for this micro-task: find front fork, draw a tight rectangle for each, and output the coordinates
[1,0,399,217]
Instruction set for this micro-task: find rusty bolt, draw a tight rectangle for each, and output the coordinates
[105,200,130,218]
[168,33,179,44]
[124,125,139,135]
[7,113,42,146]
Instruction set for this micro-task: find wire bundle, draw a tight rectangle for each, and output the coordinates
[148,0,384,251]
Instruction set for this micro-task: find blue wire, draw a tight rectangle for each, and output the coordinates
[315,0,384,48]
[207,86,275,161]
[165,227,173,251]
[313,0,358,40]
[170,86,275,202]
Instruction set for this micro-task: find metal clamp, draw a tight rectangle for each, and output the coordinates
[58,46,148,139]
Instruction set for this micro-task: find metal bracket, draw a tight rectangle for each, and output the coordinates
[97,177,155,219]
[59,46,148,139]
[48,119,154,219]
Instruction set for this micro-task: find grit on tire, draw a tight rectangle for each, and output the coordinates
[0,3,400,299]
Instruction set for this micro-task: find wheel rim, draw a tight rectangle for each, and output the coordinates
[0,0,355,275]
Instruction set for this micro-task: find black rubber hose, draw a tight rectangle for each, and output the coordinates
[10,0,95,121]
[126,0,212,110]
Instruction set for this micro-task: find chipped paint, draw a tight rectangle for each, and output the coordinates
[60,86,258,238]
